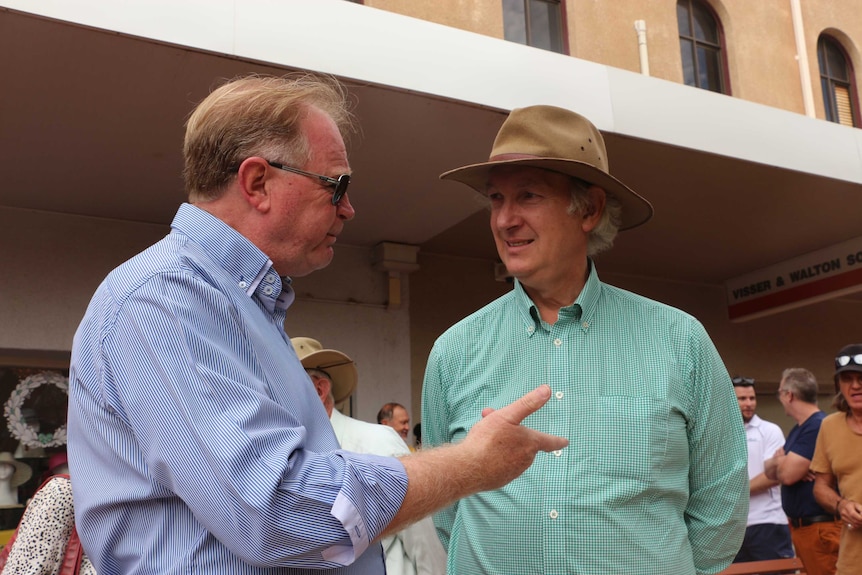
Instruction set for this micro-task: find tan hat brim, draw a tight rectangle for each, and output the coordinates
[440,157,653,231]
[299,350,358,405]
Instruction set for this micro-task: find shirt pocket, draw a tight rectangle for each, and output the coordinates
[586,395,670,486]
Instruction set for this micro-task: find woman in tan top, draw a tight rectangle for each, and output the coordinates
[812,343,862,575]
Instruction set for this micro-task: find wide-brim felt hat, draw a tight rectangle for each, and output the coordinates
[440,105,653,230]
[291,337,358,405]
[834,343,862,381]
[0,451,32,487]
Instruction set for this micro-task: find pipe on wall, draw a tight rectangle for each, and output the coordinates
[790,0,816,117]
[634,20,650,76]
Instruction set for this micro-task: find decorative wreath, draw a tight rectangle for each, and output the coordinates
[3,371,69,448]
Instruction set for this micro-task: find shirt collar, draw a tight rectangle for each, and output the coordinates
[170,203,294,312]
[745,414,763,429]
[512,258,602,335]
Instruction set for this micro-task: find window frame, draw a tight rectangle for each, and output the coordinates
[677,0,731,95]
[503,0,569,55]
[817,35,860,128]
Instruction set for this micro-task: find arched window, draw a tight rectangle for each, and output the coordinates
[677,0,728,94]
[818,35,858,127]
[503,0,564,54]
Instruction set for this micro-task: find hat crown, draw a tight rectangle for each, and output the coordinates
[837,343,862,357]
[289,337,358,404]
[489,105,609,173]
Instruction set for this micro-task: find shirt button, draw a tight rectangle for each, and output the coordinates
[264,274,276,284]
[527,326,535,334]
[263,286,274,295]
[553,338,562,347]
[549,510,558,519]
[582,321,589,329]
[238,281,248,289]
[553,450,562,457]
[555,391,564,400]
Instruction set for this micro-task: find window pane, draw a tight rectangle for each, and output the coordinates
[825,41,849,82]
[680,39,696,86]
[677,1,692,37]
[692,2,718,44]
[529,0,563,53]
[822,77,837,121]
[817,39,828,73]
[503,0,527,45]
[697,45,723,92]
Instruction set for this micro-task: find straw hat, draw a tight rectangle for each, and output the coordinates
[0,452,32,487]
[440,105,653,230]
[290,337,358,404]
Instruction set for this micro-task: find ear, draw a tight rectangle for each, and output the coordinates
[312,375,332,403]
[581,185,606,233]
[236,157,273,213]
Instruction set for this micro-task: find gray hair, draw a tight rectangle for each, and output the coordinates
[781,367,818,404]
[567,178,621,256]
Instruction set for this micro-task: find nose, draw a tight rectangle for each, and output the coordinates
[492,198,520,231]
[337,193,355,220]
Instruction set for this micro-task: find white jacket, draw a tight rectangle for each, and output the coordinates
[330,409,447,575]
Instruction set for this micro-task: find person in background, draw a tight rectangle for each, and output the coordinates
[732,376,795,562]
[291,337,446,575]
[66,73,569,575]
[423,104,748,575]
[811,344,862,574]
[377,402,411,444]
[765,368,840,575]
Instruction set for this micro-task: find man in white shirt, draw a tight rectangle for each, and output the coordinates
[292,337,447,575]
[732,376,795,562]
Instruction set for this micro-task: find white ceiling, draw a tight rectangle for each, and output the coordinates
[3,6,862,296]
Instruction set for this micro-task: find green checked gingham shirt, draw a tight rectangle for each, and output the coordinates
[422,262,748,575]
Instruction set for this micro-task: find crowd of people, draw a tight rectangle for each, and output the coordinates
[31,72,858,575]
[734,358,862,575]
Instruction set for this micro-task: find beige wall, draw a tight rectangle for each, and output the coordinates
[361,0,862,122]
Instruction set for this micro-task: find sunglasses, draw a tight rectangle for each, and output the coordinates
[229,159,351,205]
[266,161,351,206]
[731,376,755,385]
[835,354,862,368]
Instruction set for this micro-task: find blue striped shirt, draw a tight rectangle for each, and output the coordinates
[422,263,748,575]
[67,203,407,575]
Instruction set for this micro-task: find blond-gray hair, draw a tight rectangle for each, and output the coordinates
[183,73,354,202]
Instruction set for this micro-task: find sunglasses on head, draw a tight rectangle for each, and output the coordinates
[731,376,754,385]
[835,354,862,368]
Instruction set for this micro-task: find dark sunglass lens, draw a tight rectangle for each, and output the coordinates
[838,356,851,366]
[854,354,862,365]
[332,176,350,205]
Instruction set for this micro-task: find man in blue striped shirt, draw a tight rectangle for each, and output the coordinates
[424,105,748,574]
[67,74,568,575]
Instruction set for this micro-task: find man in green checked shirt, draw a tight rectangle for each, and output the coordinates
[423,105,748,575]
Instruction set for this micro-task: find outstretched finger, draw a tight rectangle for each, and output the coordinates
[530,428,570,452]
[489,385,552,425]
